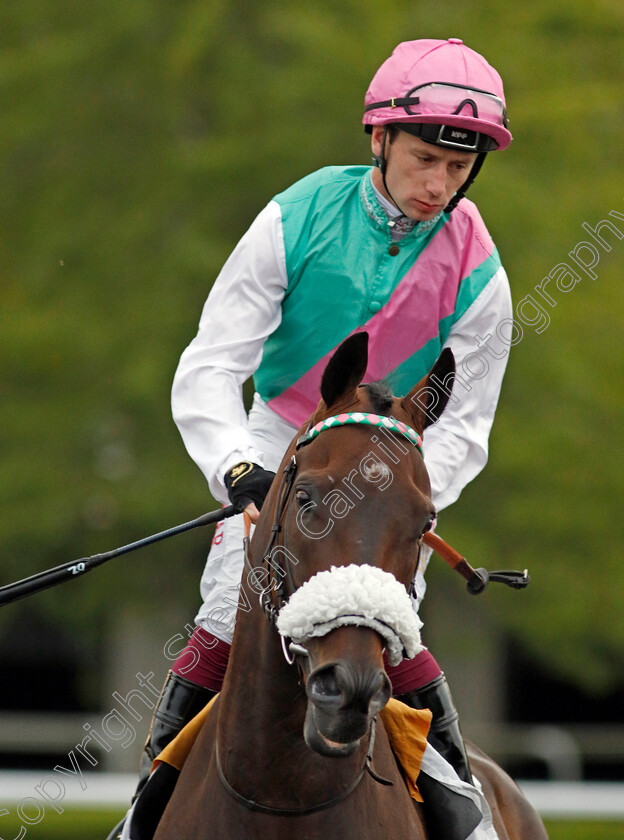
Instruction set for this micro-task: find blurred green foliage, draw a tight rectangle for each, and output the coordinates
[1,0,623,693]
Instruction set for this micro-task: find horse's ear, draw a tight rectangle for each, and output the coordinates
[320,332,369,409]
[400,348,456,434]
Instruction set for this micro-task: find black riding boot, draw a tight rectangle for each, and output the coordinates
[105,671,217,840]
[398,671,472,783]
[398,673,481,840]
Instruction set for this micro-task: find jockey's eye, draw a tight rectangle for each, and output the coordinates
[295,488,311,507]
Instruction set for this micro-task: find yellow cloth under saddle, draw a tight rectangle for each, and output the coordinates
[155,696,431,802]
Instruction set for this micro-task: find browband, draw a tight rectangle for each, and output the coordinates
[296,412,423,455]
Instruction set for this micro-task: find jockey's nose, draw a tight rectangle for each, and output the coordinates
[424,163,447,198]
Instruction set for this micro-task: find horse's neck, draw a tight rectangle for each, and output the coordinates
[220,605,302,737]
[217,604,365,799]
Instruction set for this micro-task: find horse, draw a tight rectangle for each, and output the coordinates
[151,333,547,840]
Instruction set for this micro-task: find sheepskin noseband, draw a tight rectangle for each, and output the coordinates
[276,564,423,666]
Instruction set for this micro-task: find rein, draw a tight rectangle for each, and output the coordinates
[215,717,390,816]
[242,455,298,626]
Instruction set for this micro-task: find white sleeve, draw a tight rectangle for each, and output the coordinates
[171,200,288,503]
[422,266,512,512]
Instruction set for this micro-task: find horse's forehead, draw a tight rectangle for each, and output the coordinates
[299,415,423,479]
[301,392,423,482]
[357,393,410,423]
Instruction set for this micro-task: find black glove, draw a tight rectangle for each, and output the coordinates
[224,461,276,512]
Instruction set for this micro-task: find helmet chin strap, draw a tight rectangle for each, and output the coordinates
[373,126,410,222]
[373,127,488,216]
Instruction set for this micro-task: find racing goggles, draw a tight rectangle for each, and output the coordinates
[365,82,508,151]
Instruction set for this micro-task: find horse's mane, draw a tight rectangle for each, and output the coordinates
[361,381,394,415]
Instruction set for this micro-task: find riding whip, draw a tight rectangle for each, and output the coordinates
[0,505,238,607]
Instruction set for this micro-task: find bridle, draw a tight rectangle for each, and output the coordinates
[216,411,424,815]
[243,411,424,633]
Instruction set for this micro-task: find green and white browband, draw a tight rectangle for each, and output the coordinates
[296,412,423,454]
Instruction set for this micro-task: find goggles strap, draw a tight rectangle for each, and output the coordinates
[364,95,421,113]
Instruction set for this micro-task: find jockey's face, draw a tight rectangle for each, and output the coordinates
[371,127,477,221]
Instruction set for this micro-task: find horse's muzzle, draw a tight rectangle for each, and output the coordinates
[304,659,391,757]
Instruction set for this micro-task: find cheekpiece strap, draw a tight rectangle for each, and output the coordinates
[296,412,423,455]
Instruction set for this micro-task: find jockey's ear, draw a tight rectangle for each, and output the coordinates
[320,332,369,410]
[401,348,456,434]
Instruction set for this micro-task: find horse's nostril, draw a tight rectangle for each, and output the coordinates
[307,662,392,716]
[370,671,392,714]
[307,666,344,709]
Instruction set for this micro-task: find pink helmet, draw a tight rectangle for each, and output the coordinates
[363,38,512,152]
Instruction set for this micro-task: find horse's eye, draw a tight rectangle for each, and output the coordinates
[423,513,436,534]
[295,489,311,507]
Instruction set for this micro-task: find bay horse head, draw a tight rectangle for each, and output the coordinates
[250,332,455,760]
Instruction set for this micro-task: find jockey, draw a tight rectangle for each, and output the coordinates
[108,38,513,840]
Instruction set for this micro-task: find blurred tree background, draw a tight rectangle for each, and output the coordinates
[1,0,623,710]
